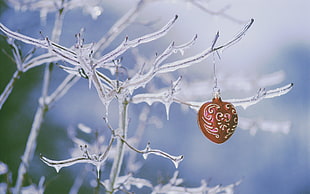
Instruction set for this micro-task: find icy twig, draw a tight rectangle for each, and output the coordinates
[0,23,79,65]
[108,99,129,193]
[131,77,182,119]
[93,0,147,55]
[44,74,80,107]
[14,64,51,194]
[40,133,115,178]
[123,19,254,93]
[40,155,95,173]
[116,134,184,169]
[123,35,197,92]
[0,70,22,110]
[14,9,67,193]
[153,35,198,69]
[23,53,59,72]
[175,83,293,111]
[229,83,293,109]
[96,15,179,66]
[190,0,246,24]
[157,19,254,73]
[126,106,151,172]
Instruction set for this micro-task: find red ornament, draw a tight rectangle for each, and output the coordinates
[198,97,238,144]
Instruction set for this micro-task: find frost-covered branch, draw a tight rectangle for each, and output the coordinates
[118,134,184,168]
[0,23,79,65]
[0,70,22,110]
[40,134,115,178]
[122,19,254,94]
[189,0,246,24]
[93,0,147,55]
[44,74,80,107]
[131,76,182,119]
[14,9,68,193]
[228,83,293,109]
[158,18,254,72]
[177,83,293,111]
[96,15,179,67]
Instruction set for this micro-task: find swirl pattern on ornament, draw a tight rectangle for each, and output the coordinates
[198,97,238,144]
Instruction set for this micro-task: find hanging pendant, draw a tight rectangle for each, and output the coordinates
[198,95,238,144]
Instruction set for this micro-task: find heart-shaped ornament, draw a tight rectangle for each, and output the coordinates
[198,97,238,144]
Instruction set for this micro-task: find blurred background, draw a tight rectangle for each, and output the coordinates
[0,0,309,193]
